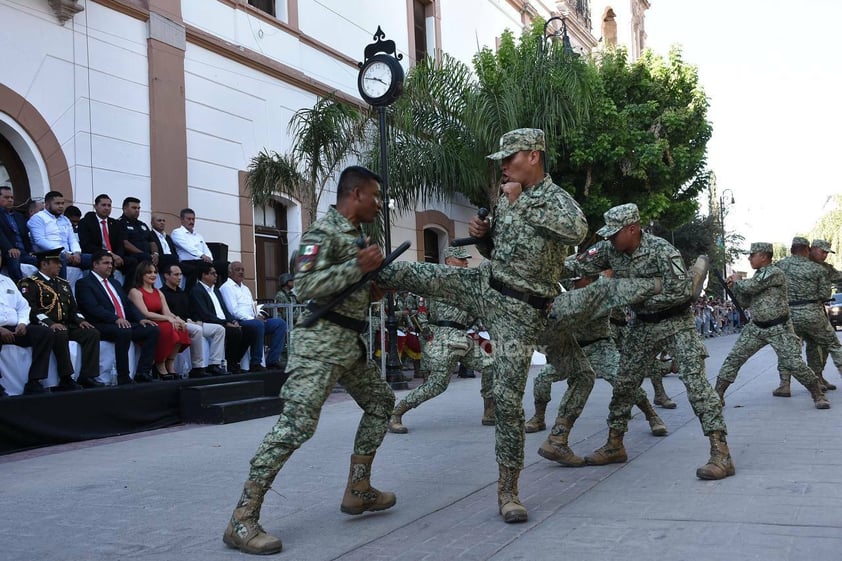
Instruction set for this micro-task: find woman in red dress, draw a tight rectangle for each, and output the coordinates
[128,261,190,380]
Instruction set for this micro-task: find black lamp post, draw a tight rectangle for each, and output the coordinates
[718,189,735,300]
[357,27,407,390]
[542,15,575,56]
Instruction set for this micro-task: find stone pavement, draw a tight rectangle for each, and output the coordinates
[2,333,841,561]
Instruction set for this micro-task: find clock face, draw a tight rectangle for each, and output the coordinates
[361,61,393,98]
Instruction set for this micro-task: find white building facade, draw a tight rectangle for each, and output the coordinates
[0,0,648,297]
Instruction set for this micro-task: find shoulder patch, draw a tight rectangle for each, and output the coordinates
[670,256,688,277]
[301,244,320,256]
[295,244,320,273]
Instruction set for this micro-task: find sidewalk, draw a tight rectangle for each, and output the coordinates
[2,333,841,561]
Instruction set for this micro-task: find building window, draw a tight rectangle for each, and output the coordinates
[413,0,428,62]
[248,0,275,17]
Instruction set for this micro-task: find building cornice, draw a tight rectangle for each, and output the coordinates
[48,0,85,24]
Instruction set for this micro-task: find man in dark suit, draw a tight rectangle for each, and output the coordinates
[77,194,133,279]
[0,186,37,282]
[188,261,254,374]
[149,212,179,278]
[18,248,103,390]
[75,249,159,385]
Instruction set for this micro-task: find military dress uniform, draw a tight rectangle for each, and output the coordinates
[225,204,396,554]
[576,203,732,480]
[19,267,101,387]
[716,242,829,409]
[775,237,842,394]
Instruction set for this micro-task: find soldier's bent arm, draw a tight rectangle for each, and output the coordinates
[293,232,365,302]
[733,267,784,298]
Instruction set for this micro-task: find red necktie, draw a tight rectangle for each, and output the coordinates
[102,278,124,319]
[100,219,113,251]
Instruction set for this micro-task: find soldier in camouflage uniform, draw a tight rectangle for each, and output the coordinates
[274,272,300,324]
[388,245,494,434]
[576,203,735,480]
[715,242,830,410]
[773,237,842,396]
[529,270,668,469]
[223,166,396,556]
[378,129,664,523]
[804,239,842,390]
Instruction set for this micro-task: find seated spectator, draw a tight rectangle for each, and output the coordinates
[77,194,132,279]
[119,197,156,282]
[170,208,227,290]
[150,212,179,275]
[128,261,190,380]
[0,250,55,395]
[188,261,255,374]
[27,191,88,278]
[27,198,43,219]
[220,261,287,370]
[160,263,227,378]
[0,185,37,282]
[64,205,82,233]
[75,249,160,385]
[19,248,102,391]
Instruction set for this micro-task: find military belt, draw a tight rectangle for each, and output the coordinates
[577,336,609,348]
[788,299,822,307]
[753,315,789,329]
[433,320,467,331]
[635,301,691,323]
[318,310,369,333]
[488,277,552,311]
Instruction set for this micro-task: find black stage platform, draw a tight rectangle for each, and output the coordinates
[0,370,286,455]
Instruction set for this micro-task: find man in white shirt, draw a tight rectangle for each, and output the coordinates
[0,251,55,395]
[27,191,90,278]
[219,261,287,370]
[170,208,226,290]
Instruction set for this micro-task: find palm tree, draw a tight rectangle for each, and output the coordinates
[246,94,365,230]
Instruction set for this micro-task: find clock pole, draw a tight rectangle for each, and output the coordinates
[358,27,407,390]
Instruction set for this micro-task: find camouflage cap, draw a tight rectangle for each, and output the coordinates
[812,239,836,254]
[596,203,640,238]
[563,254,581,280]
[278,272,294,285]
[791,236,810,248]
[486,128,546,160]
[444,245,471,260]
[749,242,773,254]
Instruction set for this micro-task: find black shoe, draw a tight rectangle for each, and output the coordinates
[78,377,105,389]
[189,367,212,379]
[205,364,228,376]
[134,371,157,383]
[249,363,267,372]
[228,366,242,375]
[117,374,134,385]
[55,376,83,392]
[23,380,48,394]
[266,363,283,370]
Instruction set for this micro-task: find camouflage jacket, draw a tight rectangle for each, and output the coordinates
[290,206,372,365]
[274,287,300,322]
[775,254,826,303]
[476,175,587,298]
[731,264,789,323]
[578,234,691,314]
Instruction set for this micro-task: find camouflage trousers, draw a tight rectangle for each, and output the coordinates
[534,334,651,421]
[401,328,493,409]
[790,306,842,376]
[248,353,395,484]
[609,319,726,435]
[378,261,660,469]
[718,320,818,388]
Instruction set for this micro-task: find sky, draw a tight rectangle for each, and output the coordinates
[644,0,842,249]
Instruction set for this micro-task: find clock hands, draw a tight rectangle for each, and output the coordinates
[365,76,388,86]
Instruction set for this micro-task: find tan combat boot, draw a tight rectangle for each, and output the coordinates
[340,454,397,515]
[481,397,496,426]
[819,374,836,391]
[223,480,283,555]
[808,382,831,409]
[772,373,791,397]
[585,428,627,465]
[537,417,586,466]
[387,401,411,434]
[636,398,668,436]
[651,377,677,409]
[695,431,736,480]
[524,400,548,433]
[714,378,731,406]
[497,465,528,523]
